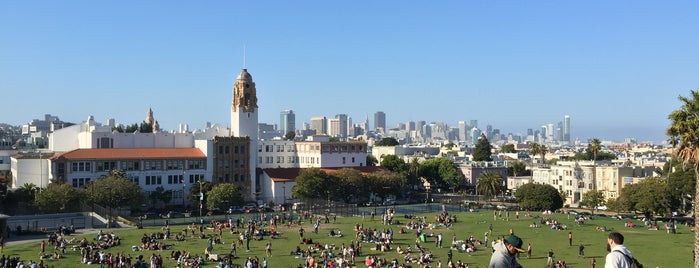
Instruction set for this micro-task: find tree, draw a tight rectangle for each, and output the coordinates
[510,161,527,177]
[443,142,456,150]
[420,157,463,188]
[139,121,154,133]
[580,190,605,214]
[188,179,213,202]
[124,123,138,133]
[84,172,145,211]
[206,183,243,210]
[472,134,492,161]
[476,171,503,201]
[667,89,699,265]
[587,138,602,161]
[529,143,541,166]
[366,170,407,201]
[149,186,173,207]
[35,182,82,213]
[284,131,296,141]
[515,183,564,211]
[366,155,378,166]
[376,137,399,146]
[667,159,696,214]
[381,155,408,174]
[333,168,367,203]
[501,144,516,153]
[292,168,334,199]
[408,158,422,188]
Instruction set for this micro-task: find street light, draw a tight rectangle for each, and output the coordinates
[105,186,112,228]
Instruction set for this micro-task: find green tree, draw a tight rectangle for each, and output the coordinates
[514,183,564,211]
[139,121,154,133]
[472,134,492,161]
[476,171,503,201]
[35,182,82,213]
[501,144,516,153]
[443,142,456,150]
[366,170,407,201]
[420,157,463,188]
[667,159,696,213]
[124,123,139,133]
[376,137,399,146]
[509,161,527,177]
[618,177,671,216]
[587,138,602,161]
[291,168,333,199]
[529,143,541,166]
[381,155,408,174]
[366,155,378,167]
[408,158,422,188]
[333,168,368,203]
[206,183,244,210]
[580,190,605,214]
[84,172,145,211]
[667,89,699,264]
[284,131,296,141]
[149,186,173,207]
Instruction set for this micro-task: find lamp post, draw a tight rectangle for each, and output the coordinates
[181,167,186,209]
[105,186,111,228]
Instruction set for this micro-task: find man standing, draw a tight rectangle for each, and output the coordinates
[568,232,573,246]
[605,232,634,268]
[488,234,524,268]
[579,243,585,256]
[547,249,554,267]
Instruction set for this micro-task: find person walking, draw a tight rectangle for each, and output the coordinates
[488,234,524,268]
[265,240,272,257]
[547,249,554,267]
[526,243,531,259]
[605,232,634,268]
[590,257,597,268]
[579,243,585,256]
[568,231,573,246]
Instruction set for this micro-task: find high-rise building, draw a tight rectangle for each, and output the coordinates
[335,114,348,138]
[406,121,416,132]
[374,111,386,133]
[546,124,554,142]
[469,120,478,130]
[458,121,467,141]
[328,118,341,138]
[470,128,481,145]
[564,115,571,142]
[310,116,327,135]
[280,110,295,137]
[556,121,564,141]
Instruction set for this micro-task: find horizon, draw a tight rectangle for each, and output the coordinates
[2,1,698,143]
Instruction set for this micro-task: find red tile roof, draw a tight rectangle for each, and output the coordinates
[265,166,387,182]
[50,148,205,160]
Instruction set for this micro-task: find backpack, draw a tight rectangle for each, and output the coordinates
[614,250,643,268]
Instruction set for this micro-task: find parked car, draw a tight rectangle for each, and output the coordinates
[141,212,159,219]
[165,211,184,218]
[241,205,257,213]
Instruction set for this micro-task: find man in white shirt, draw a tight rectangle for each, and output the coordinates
[605,232,633,268]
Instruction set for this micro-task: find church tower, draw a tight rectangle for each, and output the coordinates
[230,68,259,197]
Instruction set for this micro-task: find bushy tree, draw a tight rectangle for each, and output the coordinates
[618,177,671,216]
[472,134,492,161]
[500,144,516,153]
[35,182,82,213]
[509,161,527,176]
[292,168,335,199]
[376,137,399,146]
[366,155,378,166]
[149,186,173,207]
[381,155,408,174]
[420,157,463,188]
[84,170,145,211]
[206,183,243,210]
[580,190,605,214]
[515,183,563,211]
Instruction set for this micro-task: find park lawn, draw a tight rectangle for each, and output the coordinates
[3,209,693,268]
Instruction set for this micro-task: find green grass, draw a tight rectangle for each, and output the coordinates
[3,210,692,268]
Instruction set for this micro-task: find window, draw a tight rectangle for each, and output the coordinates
[189,174,204,184]
[188,159,205,169]
[240,145,245,154]
[168,175,184,184]
[96,161,116,172]
[342,157,346,164]
[234,146,239,154]
[218,146,224,154]
[71,178,91,188]
[258,157,262,164]
[71,162,91,172]
[166,160,184,170]
[351,157,355,163]
[145,175,162,185]
[120,161,140,171]
[225,146,230,154]
[144,160,162,170]
[234,174,239,182]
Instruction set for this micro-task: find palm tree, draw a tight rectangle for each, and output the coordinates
[666,89,699,266]
[588,138,602,161]
[529,143,541,166]
[476,171,503,201]
[540,145,548,166]
[408,158,421,189]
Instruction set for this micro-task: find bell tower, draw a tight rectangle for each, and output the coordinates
[231,68,258,138]
[230,68,258,198]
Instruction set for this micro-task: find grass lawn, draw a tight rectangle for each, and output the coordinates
[2,208,692,267]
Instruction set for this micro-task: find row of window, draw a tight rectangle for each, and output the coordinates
[71,159,206,172]
[218,145,246,154]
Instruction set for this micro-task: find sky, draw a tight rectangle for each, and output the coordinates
[2,1,698,143]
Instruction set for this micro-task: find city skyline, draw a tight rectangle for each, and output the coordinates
[3,1,698,143]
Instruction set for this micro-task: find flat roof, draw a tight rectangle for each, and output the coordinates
[50,148,206,160]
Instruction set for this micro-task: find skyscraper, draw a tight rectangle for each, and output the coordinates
[280,110,295,137]
[374,111,386,133]
[335,114,348,138]
[564,115,571,142]
[458,121,467,141]
[310,116,327,135]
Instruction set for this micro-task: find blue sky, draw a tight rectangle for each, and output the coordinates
[2,1,698,143]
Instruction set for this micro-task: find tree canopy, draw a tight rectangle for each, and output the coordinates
[580,190,605,214]
[617,177,671,216]
[500,144,516,153]
[472,134,492,161]
[206,183,244,210]
[376,137,399,146]
[514,183,563,211]
[35,182,82,213]
[381,155,408,174]
[476,171,503,200]
[420,157,463,188]
[84,170,145,210]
